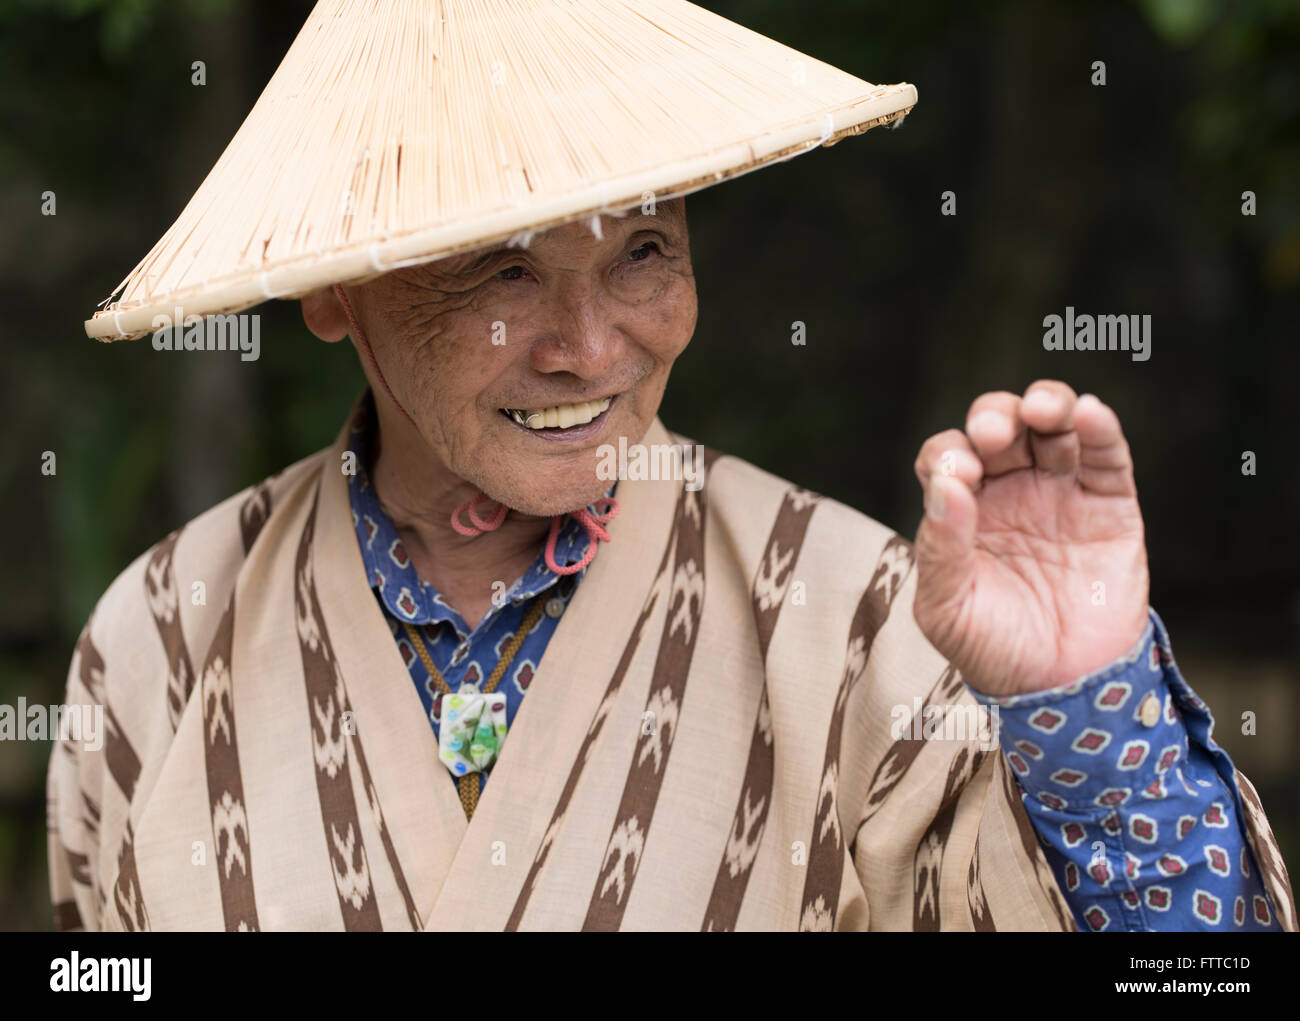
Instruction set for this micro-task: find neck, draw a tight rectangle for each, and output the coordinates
[367,399,549,630]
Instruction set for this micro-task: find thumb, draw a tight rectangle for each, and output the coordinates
[914,473,979,633]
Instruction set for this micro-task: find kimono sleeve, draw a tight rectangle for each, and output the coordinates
[838,556,1078,930]
[46,620,106,932]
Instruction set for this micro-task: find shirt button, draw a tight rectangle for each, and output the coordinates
[1139,694,1161,728]
[544,596,565,619]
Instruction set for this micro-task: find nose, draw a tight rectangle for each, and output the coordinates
[527,277,625,381]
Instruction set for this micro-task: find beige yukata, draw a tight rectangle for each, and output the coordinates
[46,400,1298,931]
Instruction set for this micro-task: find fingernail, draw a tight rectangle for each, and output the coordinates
[926,476,947,520]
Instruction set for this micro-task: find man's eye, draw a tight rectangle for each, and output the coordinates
[496,265,528,281]
[626,242,659,262]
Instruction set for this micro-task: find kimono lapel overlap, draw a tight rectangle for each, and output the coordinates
[312,419,468,924]
[421,419,683,930]
[311,414,683,930]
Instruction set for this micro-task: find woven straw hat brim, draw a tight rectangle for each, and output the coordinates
[86,0,916,341]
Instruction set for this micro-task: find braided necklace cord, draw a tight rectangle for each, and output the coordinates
[403,594,547,820]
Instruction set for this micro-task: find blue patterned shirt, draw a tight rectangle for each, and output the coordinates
[970,609,1280,931]
[345,392,598,796]
[345,393,1276,929]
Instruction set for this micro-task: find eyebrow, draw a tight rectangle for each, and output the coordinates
[463,247,508,273]
[459,212,676,273]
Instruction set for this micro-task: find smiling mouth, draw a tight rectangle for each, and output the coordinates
[500,396,613,431]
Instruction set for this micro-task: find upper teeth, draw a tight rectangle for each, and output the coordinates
[508,397,611,430]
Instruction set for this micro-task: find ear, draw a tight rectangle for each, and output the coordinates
[300,285,350,343]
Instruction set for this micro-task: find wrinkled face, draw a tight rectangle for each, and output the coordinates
[335,199,697,516]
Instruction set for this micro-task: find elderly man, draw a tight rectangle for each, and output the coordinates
[49,0,1293,932]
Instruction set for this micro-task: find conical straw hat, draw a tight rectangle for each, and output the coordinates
[86,0,916,341]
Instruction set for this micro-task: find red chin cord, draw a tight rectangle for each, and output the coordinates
[333,282,620,575]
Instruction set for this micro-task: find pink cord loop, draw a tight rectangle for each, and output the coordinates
[545,497,620,575]
[446,490,620,574]
[585,496,619,525]
[451,493,509,536]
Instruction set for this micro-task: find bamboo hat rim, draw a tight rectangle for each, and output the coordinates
[85,0,917,342]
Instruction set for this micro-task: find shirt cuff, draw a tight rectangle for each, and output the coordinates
[966,607,1284,931]
[966,608,1193,811]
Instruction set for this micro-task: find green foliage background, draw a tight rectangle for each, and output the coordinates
[1,0,1297,928]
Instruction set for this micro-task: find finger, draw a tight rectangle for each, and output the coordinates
[914,473,978,637]
[1021,380,1080,476]
[914,429,984,492]
[1074,393,1137,496]
[965,391,1031,477]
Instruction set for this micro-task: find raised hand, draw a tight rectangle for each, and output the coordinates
[911,380,1150,697]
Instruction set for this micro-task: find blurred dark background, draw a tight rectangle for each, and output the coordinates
[1,0,1297,929]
